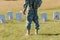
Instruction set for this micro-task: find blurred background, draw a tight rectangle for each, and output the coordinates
[0,0,60,40]
[0,0,60,13]
[0,0,18,1]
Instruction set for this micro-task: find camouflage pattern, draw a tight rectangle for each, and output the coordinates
[24,0,42,30]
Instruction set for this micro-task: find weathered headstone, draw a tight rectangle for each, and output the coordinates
[0,14,5,23]
[7,11,13,20]
[53,11,59,20]
[41,12,47,22]
[16,11,22,21]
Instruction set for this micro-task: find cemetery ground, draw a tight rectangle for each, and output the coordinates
[0,9,60,40]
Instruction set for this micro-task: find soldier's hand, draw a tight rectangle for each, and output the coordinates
[23,10,26,15]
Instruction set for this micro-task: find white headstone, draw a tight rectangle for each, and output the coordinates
[0,14,5,23]
[41,12,47,22]
[16,11,22,21]
[7,11,13,20]
[53,11,59,20]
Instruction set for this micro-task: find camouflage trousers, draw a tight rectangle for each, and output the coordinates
[26,9,39,30]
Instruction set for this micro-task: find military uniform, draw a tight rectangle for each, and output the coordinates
[24,0,42,30]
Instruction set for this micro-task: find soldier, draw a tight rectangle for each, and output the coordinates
[23,0,42,35]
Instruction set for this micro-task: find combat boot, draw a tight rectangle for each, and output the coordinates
[26,30,30,36]
[35,29,38,35]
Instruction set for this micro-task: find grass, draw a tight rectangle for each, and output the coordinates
[0,9,60,40]
[0,0,60,40]
[0,1,60,39]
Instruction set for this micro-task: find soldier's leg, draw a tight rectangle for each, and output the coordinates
[33,15,39,35]
[26,14,33,35]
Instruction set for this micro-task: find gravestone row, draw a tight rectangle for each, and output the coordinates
[40,11,60,22]
[0,11,60,23]
[0,11,22,23]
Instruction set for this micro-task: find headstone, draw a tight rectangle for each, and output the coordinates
[0,14,5,23]
[7,11,13,20]
[16,11,22,21]
[41,12,47,22]
[53,11,59,20]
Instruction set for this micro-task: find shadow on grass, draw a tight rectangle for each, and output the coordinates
[30,33,60,36]
[39,33,60,36]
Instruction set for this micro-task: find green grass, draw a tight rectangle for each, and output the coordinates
[0,9,60,40]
